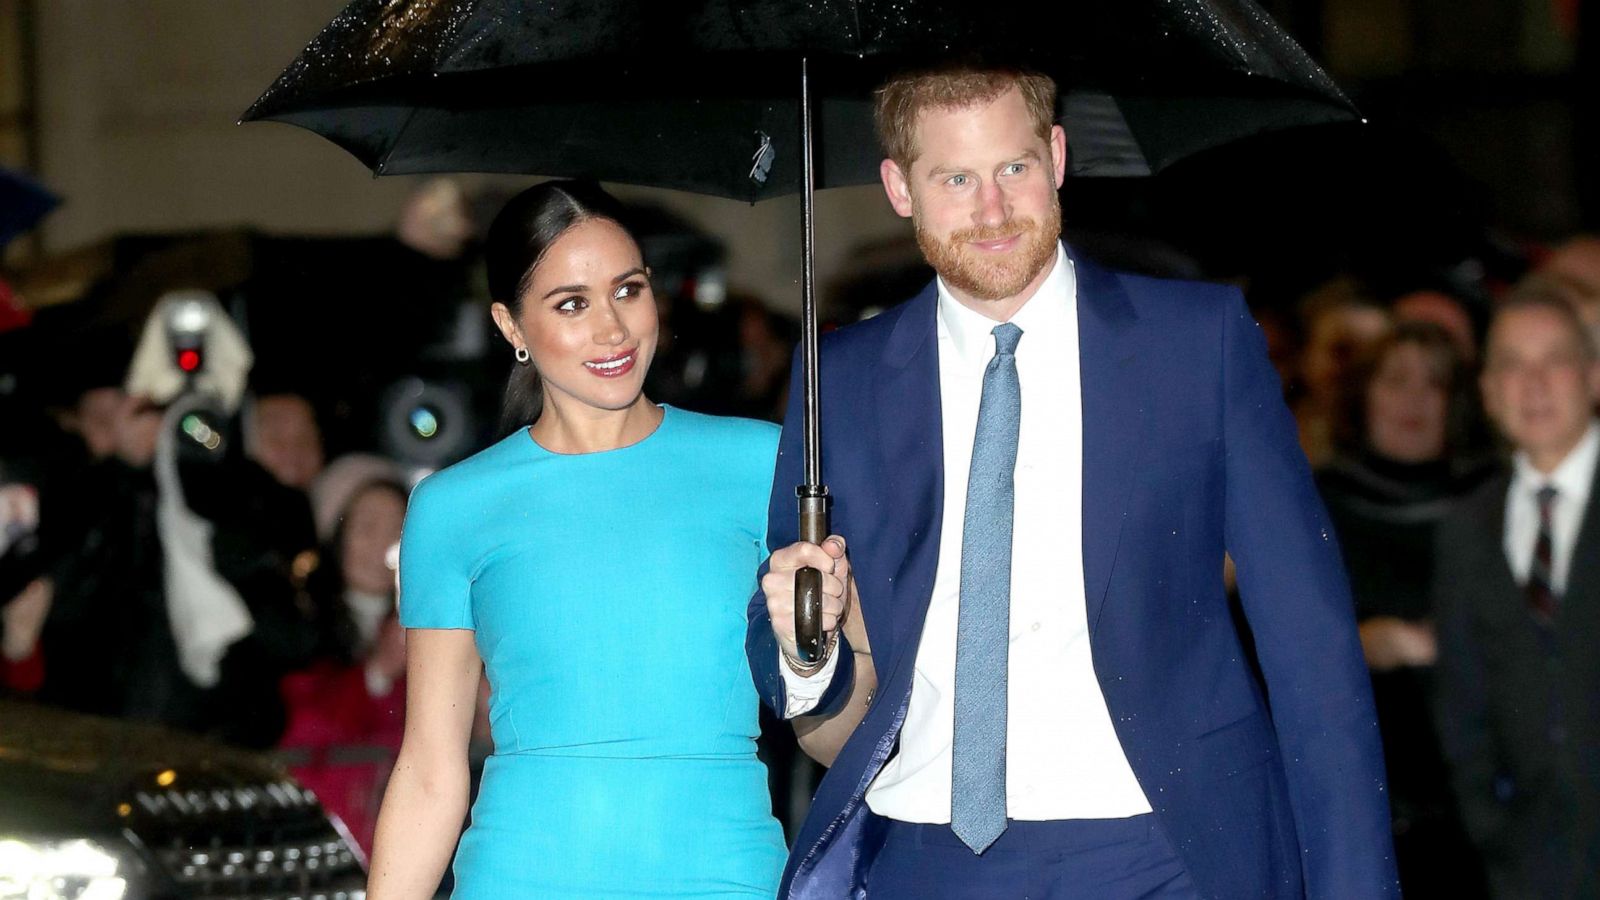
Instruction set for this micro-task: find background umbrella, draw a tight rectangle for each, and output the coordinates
[0,166,59,253]
[244,0,1356,659]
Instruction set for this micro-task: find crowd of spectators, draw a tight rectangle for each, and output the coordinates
[1275,234,1600,897]
[1,201,1597,893]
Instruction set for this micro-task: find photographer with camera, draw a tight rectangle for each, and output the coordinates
[35,291,319,748]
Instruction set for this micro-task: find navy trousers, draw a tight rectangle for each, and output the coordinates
[862,813,1200,900]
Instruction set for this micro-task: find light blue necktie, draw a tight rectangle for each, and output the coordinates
[951,321,1022,854]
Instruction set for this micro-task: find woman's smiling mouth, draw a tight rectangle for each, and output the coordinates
[584,350,637,377]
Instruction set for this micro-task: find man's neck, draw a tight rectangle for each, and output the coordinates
[1523,435,1587,474]
[1526,427,1591,476]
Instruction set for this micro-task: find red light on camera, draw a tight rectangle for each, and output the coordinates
[178,349,202,372]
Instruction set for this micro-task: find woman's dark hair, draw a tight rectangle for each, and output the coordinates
[1339,320,1472,459]
[485,180,633,436]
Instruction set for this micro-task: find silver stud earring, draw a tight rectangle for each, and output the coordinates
[514,346,531,365]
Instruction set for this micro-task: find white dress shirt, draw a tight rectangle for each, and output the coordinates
[1503,420,1600,595]
[781,245,1151,823]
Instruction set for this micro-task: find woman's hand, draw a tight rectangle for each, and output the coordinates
[1359,616,1437,671]
[2,579,53,662]
[367,616,408,686]
[761,535,851,668]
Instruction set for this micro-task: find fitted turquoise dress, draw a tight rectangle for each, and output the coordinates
[398,405,786,898]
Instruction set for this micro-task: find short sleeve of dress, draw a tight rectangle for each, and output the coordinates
[398,475,475,630]
[749,422,780,556]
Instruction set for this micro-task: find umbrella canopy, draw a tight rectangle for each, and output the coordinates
[243,0,1357,200]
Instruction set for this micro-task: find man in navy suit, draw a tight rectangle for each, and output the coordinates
[747,64,1399,899]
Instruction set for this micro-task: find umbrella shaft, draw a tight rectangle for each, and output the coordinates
[800,56,822,489]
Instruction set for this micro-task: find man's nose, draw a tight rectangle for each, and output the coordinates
[975,180,1008,228]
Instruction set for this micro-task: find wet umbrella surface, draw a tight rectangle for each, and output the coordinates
[244,0,1356,197]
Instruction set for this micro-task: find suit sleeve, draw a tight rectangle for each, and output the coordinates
[1431,518,1507,854]
[1219,291,1400,898]
[746,346,855,720]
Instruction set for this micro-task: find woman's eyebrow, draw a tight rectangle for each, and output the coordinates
[541,282,587,299]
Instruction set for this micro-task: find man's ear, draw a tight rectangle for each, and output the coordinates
[1050,124,1067,188]
[880,158,915,219]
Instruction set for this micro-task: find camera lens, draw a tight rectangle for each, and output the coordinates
[408,406,441,440]
[180,412,223,452]
[380,378,472,467]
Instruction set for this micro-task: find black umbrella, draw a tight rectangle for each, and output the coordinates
[0,166,59,252]
[245,1,1355,192]
[244,0,1355,659]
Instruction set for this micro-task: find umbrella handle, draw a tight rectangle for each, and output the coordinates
[793,487,830,662]
[794,567,825,662]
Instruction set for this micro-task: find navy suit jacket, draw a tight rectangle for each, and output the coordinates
[746,252,1400,899]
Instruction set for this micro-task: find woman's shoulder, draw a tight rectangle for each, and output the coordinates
[408,430,531,506]
[664,406,780,456]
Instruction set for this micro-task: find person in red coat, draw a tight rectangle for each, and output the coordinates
[279,475,408,854]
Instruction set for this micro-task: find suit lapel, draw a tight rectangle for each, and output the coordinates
[873,284,945,672]
[1483,478,1521,601]
[1074,254,1147,630]
[1559,455,1600,628]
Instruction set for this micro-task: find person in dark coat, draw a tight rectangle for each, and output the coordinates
[1316,321,1494,897]
[1434,292,1600,899]
[39,391,317,748]
[279,475,409,854]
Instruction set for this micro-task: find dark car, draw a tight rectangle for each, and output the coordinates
[0,700,367,900]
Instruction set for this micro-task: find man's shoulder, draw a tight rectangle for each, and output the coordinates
[819,284,935,359]
[1093,263,1241,321]
[1437,469,1511,544]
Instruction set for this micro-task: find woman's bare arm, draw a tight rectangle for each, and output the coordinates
[366,628,483,899]
[794,576,876,766]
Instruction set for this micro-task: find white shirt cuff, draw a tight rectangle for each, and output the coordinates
[778,646,841,719]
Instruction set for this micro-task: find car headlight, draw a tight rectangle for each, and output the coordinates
[0,838,127,900]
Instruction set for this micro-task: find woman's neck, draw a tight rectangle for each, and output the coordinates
[530,394,663,454]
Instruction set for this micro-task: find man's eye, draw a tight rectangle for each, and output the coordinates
[1002,163,1025,176]
[946,174,969,187]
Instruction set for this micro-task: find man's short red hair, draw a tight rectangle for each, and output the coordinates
[873,66,1057,172]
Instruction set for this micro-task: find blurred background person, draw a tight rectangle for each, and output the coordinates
[1293,283,1392,466]
[0,458,49,695]
[0,402,68,696]
[279,461,409,856]
[1434,293,1600,899]
[248,391,326,493]
[396,177,476,264]
[731,294,796,423]
[58,383,127,463]
[1393,289,1481,365]
[1534,235,1600,349]
[1316,321,1493,897]
[35,295,319,748]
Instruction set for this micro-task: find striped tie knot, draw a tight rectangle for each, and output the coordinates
[1537,484,1559,517]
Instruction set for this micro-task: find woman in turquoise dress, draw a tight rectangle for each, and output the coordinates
[366,181,796,898]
